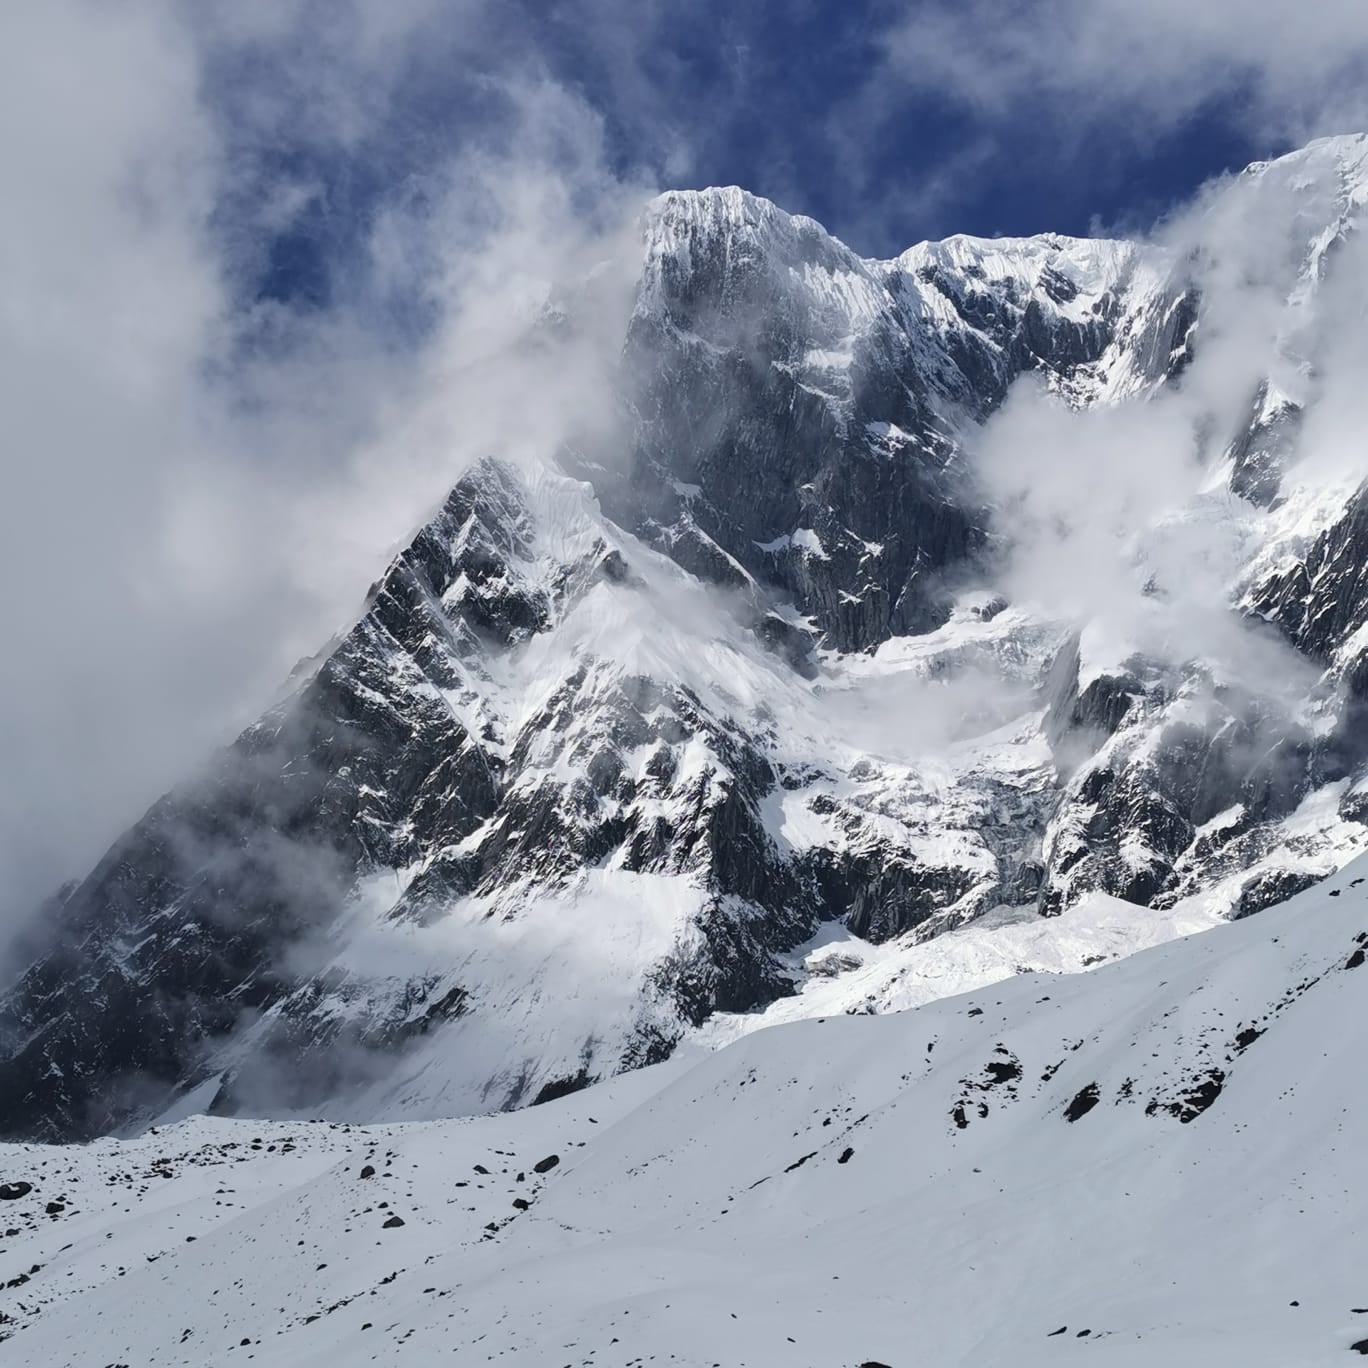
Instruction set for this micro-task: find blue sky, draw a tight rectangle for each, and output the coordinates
[209,0,1289,314]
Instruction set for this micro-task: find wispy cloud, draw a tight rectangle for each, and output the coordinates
[0,2,649,931]
[880,0,1368,146]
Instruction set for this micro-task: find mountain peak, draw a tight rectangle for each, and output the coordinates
[3,135,1367,1144]
[1233,131,1368,217]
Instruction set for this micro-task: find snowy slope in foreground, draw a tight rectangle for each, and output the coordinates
[3,859,1367,1366]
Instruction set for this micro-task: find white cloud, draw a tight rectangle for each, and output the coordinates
[884,0,1368,144]
[0,2,650,930]
[970,135,1367,705]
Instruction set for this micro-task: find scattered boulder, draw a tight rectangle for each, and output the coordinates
[512,1198,530,1211]
[1064,1084,1101,1122]
[0,1182,32,1201]
[982,1047,1023,1086]
[382,1215,405,1229]
[358,1165,376,1179]
[838,1147,855,1164]
[1167,1069,1226,1123]
[533,1154,560,1175]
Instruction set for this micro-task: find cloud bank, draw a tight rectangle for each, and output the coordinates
[882,0,1368,146]
[0,2,647,929]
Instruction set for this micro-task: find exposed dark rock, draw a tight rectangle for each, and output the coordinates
[1233,870,1323,921]
[1166,1069,1227,1123]
[531,1071,593,1106]
[1248,482,1368,664]
[1064,1084,1101,1122]
[983,1054,1023,1086]
[0,1182,31,1200]
[532,1154,560,1175]
[0,459,531,1141]
[1227,381,1302,506]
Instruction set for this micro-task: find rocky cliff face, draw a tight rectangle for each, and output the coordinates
[610,191,1194,652]
[4,137,1368,1141]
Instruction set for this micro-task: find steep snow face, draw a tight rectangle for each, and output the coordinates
[4,139,1368,1142]
[2,857,1366,1366]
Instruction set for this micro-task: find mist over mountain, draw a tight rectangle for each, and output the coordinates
[1,135,1366,1146]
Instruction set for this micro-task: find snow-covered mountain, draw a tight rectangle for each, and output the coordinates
[2,135,1368,1142]
[2,851,1366,1364]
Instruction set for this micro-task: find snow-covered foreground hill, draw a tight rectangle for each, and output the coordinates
[3,855,1365,1367]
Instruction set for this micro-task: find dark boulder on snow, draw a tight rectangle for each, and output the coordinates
[1064,1084,1101,1122]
